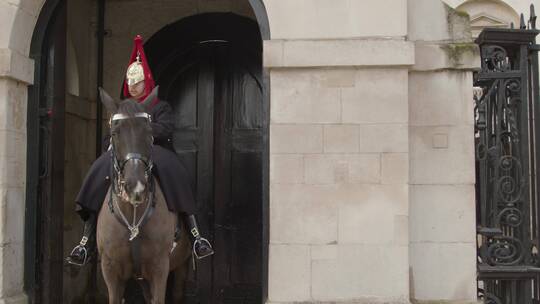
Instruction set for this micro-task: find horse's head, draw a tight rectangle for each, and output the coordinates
[99,86,158,204]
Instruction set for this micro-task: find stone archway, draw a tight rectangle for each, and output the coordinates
[4,0,271,303]
[0,0,46,302]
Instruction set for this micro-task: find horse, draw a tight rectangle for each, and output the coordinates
[96,86,192,303]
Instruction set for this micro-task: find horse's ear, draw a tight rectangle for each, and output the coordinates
[140,86,159,110]
[99,87,117,113]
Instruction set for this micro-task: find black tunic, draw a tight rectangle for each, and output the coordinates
[75,100,196,217]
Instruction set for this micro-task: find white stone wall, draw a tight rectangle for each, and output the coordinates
[0,0,41,302]
[264,1,414,303]
[408,0,478,303]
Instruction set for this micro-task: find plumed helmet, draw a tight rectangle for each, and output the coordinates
[126,53,145,86]
[123,35,157,105]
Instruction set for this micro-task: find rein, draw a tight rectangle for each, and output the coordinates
[107,111,155,278]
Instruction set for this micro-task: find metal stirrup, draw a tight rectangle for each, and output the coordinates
[67,237,89,266]
[193,237,214,260]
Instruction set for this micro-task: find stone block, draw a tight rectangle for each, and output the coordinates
[267,39,414,68]
[0,188,25,245]
[342,69,408,124]
[0,48,34,84]
[270,124,323,154]
[359,124,408,153]
[304,154,380,185]
[0,79,27,132]
[338,184,408,244]
[0,131,22,160]
[315,69,356,88]
[413,43,480,71]
[0,158,24,188]
[311,244,409,301]
[323,125,359,153]
[264,0,407,39]
[432,133,449,149]
[311,244,338,260]
[0,242,24,297]
[409,71,474,126]
[0,293,28,304]
[394,215,409,246]
[270,154,304,184]
[7,5,37,56]
[410,185,476,243]
[268,244,311,302]
[4,0,43,17]
[408,0,452,42]
[271,70,341,124]
[382,153,409,184]
[409,125,475,184]
[263,40,283,67]
[0,3,17,50]
[270,184,338,244]
[410,242,476,301]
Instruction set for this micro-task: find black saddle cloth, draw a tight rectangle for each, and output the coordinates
[75,145,196,215]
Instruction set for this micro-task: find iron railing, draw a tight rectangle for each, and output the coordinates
[474,5,540,304]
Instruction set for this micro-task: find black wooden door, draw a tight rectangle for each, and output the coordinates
[34,2,67,303]
[145,13,265,303]
[211,44,263,304]
[167,43,263,304]
[154,39,263,304]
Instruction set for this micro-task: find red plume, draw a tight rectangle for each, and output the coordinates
[123,35,158,107]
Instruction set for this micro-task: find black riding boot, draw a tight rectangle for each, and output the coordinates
[66,213,97,266]
[187,215,214,259]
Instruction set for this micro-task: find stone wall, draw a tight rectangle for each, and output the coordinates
[0,0,485,303]
[0,0,40,302]
[408,0,478,303]
[264,0,413,302]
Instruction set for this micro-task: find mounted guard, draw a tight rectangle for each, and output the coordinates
[66,35,214,267]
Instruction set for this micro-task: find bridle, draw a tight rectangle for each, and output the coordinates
[108,112,156,242]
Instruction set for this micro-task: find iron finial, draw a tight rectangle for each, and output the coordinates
[511,22,515,29]
[521,13,526,29]
[530,4,537,29]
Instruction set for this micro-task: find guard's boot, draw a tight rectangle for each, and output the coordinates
[187,215,214,259]
[66,213,97,266]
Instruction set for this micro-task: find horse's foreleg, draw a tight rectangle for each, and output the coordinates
[148,259,170,304]
[101,257,127,304]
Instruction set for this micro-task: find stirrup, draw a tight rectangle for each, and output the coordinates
[193,237,214,260]
[66,237,90,266]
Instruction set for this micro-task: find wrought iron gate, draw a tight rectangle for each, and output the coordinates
[474,6,540,304]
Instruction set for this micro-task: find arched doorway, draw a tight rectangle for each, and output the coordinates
[145,13,265,303]
[25,2,270,304]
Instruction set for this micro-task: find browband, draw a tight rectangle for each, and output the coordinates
[111,113,151,122]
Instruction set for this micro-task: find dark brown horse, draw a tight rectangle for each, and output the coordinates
[97,87,191,303]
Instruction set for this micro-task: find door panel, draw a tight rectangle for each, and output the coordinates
[213,45,263,304]
[146,14,264,303]
[160,43,262,303]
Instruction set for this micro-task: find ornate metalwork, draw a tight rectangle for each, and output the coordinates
[475,4,540,304]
